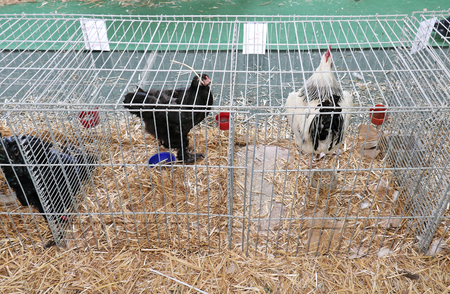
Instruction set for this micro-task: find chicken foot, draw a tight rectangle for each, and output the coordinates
[177,149,204,164]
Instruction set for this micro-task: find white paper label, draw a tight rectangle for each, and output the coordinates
[80,19,110,51]
[243,23,267,54]
[410,17,437,54]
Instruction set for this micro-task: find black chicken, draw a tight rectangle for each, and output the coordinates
[123,74,214,163]
[0,134,97,246]
[434,16,450,38]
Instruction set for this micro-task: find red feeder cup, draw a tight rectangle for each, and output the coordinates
[369,104,388,126]
[215,112,230,131]
[78,108,100,128]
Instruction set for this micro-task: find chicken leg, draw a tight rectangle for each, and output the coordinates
[177,148,204,164]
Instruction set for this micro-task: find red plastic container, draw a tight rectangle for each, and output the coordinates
[78,108,100,128]
[215,112,230,130]
[369,104,388,125]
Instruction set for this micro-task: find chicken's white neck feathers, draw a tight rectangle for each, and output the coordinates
[298,56,342,102]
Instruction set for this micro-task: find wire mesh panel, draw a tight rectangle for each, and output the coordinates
[0,13,449,255]
[405,10,450,252]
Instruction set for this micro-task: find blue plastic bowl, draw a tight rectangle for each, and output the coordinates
[148,152,176,168]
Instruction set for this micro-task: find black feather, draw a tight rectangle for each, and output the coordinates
[434,16,450,38]
[309,95,344,152]
[123,74,214,163]
[0,134,97,224]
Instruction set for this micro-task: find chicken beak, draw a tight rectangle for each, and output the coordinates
[201,76,211,86]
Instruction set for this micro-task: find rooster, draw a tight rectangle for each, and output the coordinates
[0,134,97,247]
[123,74,214,163]
[285,46,353,187]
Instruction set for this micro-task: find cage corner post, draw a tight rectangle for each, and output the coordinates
[416,183,450,253]
[226,20,239,250]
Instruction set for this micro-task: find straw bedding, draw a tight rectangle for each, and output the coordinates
[230,114,420,257]
[0,111,446,252]
[0,246,449,293]
[0,112,232,251]
[1,111,450,292]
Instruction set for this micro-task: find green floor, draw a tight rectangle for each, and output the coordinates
[0,0,448,17]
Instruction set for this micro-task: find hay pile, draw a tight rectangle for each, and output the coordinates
[0,245,449,293]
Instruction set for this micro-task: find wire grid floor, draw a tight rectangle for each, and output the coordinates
[0,13,450,255]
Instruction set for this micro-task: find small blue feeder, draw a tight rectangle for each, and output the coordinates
[148,152,176,168]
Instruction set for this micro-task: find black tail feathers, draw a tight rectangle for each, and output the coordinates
[309,98,344,152]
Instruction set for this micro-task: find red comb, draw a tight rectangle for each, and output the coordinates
[324,46,331,62]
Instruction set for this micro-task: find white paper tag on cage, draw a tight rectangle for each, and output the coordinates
[243,23,267,54]
[410,17,436,54]
[80,19,110,51]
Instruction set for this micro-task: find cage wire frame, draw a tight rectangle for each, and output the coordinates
[407,9,450,253]
[0,13,450,255]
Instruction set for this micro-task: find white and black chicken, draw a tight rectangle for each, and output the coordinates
[285,46,353,187]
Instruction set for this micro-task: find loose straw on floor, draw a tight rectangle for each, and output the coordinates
[148,268,209,294]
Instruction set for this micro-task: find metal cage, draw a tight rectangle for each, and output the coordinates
[0,13,449,255]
